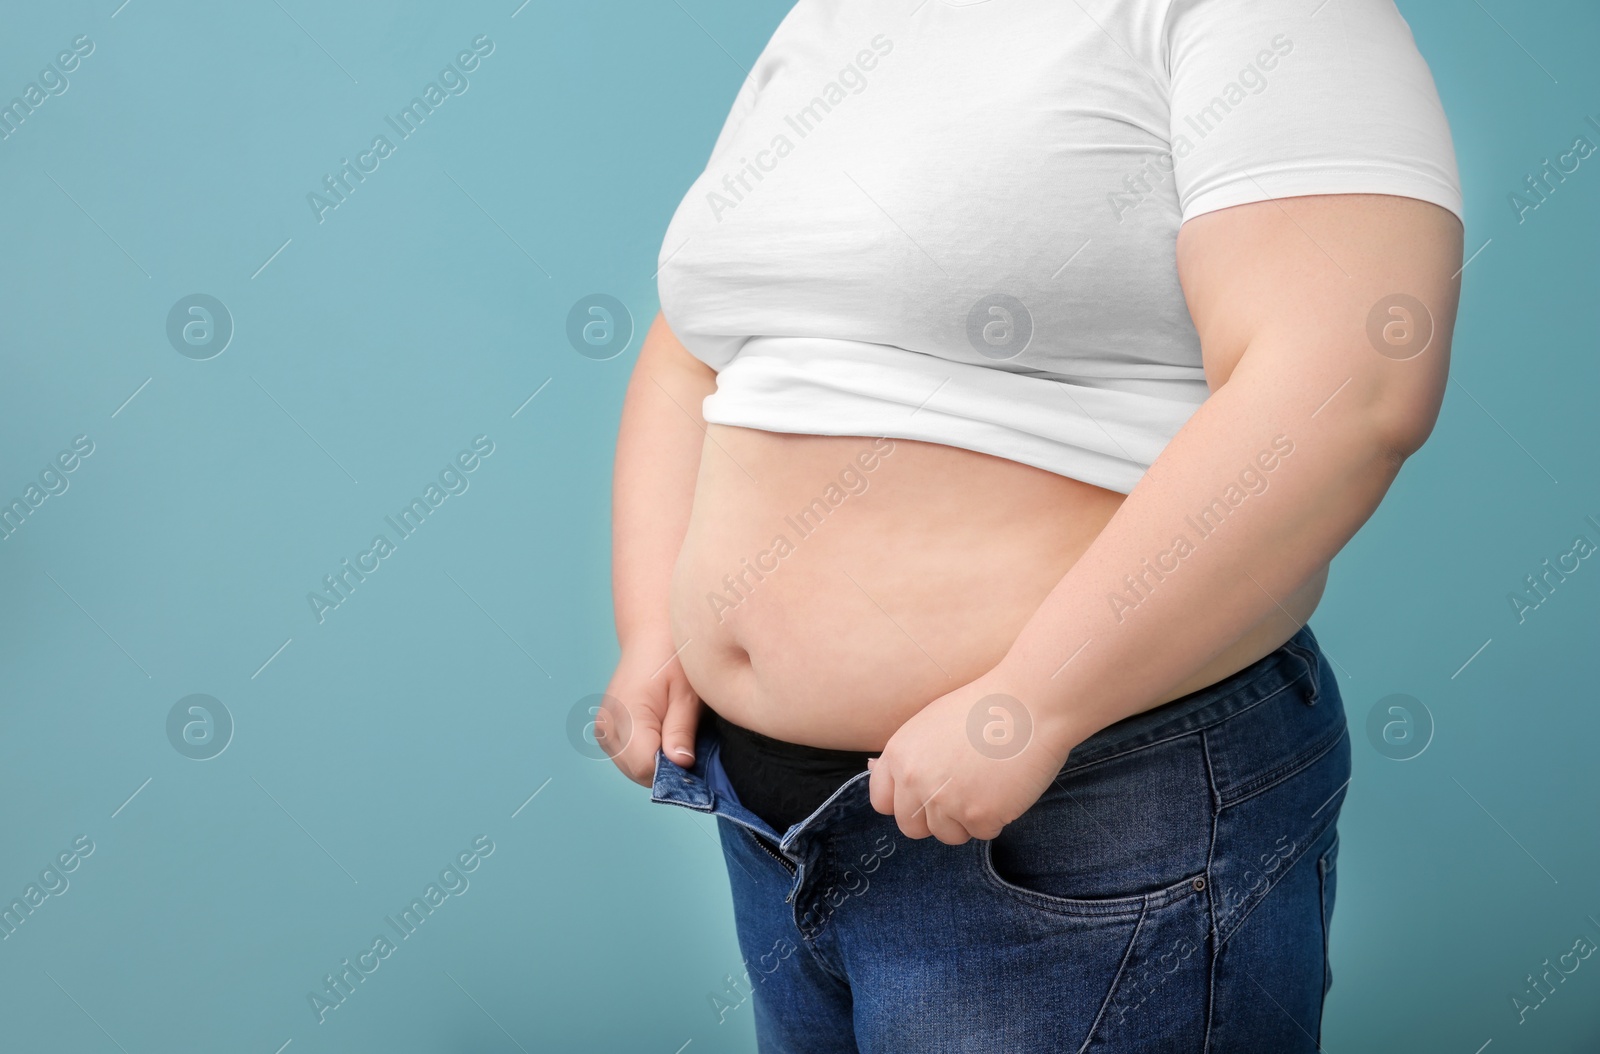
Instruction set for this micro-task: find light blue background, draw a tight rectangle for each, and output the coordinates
[0,0,1596,1050]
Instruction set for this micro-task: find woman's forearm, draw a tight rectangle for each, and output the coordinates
[997,361,1407,748]
[611,311,718,652]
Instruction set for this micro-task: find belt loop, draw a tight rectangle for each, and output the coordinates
[1285,629,1321,706]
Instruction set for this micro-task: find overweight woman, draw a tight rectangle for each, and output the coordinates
[603,0,1463,1049]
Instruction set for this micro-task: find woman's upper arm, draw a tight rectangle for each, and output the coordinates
[1159,0,1467,457]
[1174,192,1463,457]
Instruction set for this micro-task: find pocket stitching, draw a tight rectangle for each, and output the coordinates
[1074,900,1151,1054]
[977,837,1207,917]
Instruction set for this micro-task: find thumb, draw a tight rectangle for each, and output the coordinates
[660,684,701,767]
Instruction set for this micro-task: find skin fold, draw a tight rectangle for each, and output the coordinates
[605,192,1462,846]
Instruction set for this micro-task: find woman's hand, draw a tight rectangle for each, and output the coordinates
[597,634,702,788]
[867,668,1083,845]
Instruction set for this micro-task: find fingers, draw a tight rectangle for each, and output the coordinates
[892,775,933,841]
[590,699,627,763]
[926,814,973,846]
[871,756,978,845]
[910,780,976,846]
[868,757,894,816]
[965,814,1007,842]
[659,681,701,768]
[617,733,660,788]
[604,696,661,789]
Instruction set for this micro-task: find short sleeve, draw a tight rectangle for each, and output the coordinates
[1164,0,1464,226]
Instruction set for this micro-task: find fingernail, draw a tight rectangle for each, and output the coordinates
[671,748,694,761]
[866,757,876,770]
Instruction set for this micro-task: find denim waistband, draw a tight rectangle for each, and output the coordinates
[650,623,1327,853]
[1060,622,1324,771]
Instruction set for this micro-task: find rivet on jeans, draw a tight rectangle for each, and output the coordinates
[1192,876,1207,891]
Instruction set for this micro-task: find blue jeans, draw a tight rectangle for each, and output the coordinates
[651,624,1351,1052]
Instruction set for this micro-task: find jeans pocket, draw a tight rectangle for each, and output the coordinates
[969,842,1213,1053]
[978,836,1208,918]
[982,733,1214,912]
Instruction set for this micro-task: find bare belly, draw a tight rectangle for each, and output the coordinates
[669,424,1327,751]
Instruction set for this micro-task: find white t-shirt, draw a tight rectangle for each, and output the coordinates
[656,0,1464,493]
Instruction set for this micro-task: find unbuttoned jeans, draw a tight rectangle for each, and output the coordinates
[652,624,1351,1053]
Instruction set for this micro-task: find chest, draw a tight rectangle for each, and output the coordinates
[660,2,1198,371]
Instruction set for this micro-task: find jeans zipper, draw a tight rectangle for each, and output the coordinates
[750,829,800,892]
